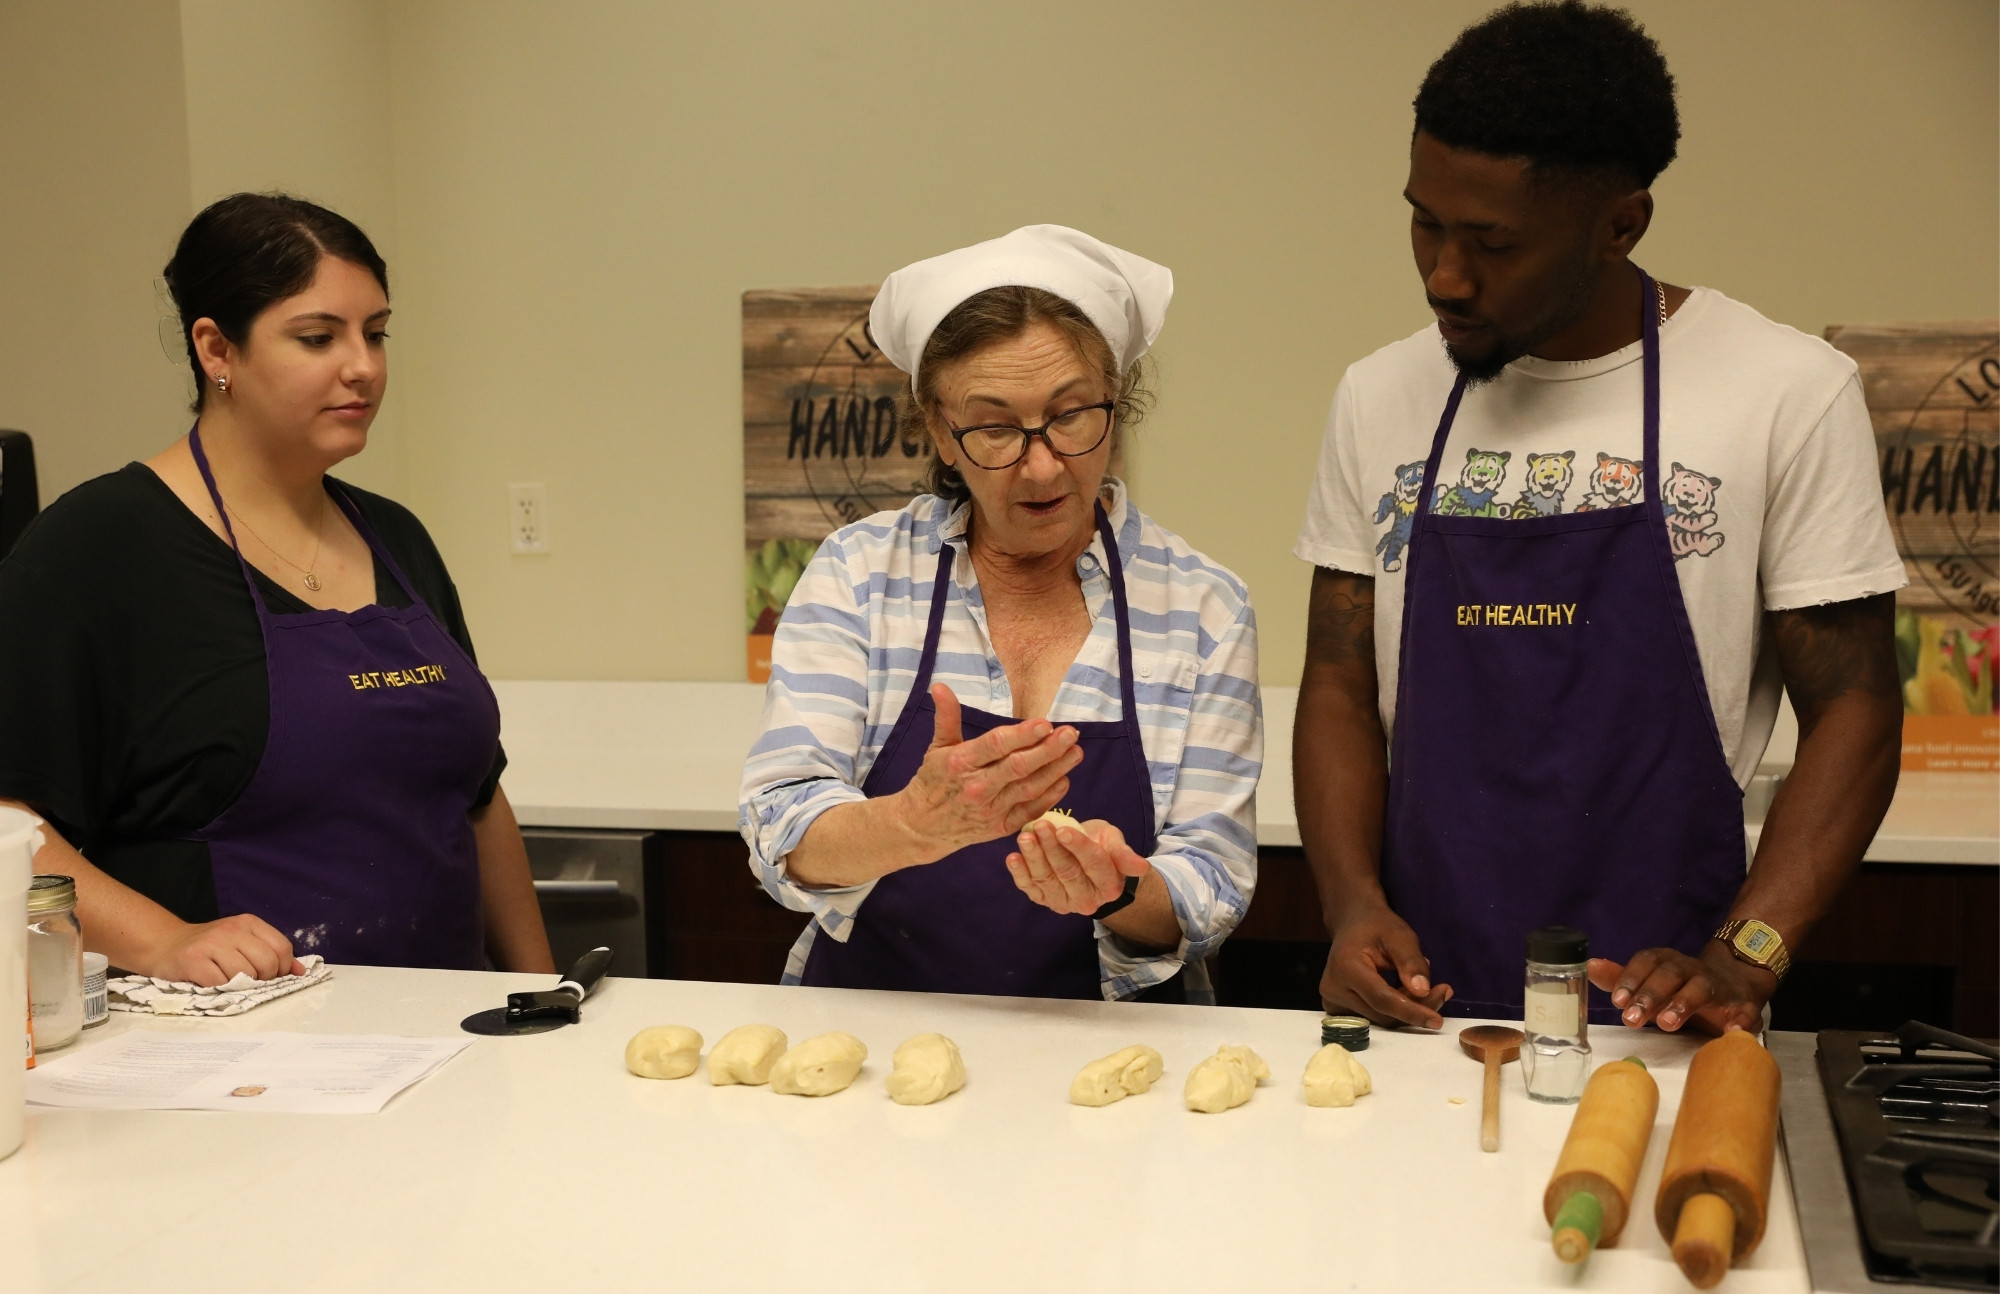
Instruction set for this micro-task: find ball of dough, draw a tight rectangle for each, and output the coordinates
[1069,1044,1165,1107]
[885,1033,966,1106]
[625,1025,703,1079]
[707,1024,788,1086]
[1038,807,1080,828]
[769,1031,868,1096]
[1303,1043,1373,1108]
[1184,1044,1269,1113]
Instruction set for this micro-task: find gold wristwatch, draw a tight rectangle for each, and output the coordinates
[1714,918,1792,981]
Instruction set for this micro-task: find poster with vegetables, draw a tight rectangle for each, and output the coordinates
[1826,321,1998,771]
[743,287,925,681]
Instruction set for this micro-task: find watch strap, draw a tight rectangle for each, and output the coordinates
[1091,875,1141,921]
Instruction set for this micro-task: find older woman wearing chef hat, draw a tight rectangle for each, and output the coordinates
[739,226,1261,1003]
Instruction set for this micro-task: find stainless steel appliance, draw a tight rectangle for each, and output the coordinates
[1780,1023,1997,1293]
[522,829,653,979]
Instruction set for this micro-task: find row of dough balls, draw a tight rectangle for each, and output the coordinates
[626,1025,965,1105]
[1071,1043,1373,1112]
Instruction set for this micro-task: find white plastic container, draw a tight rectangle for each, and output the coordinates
[0,805,45,1161]
[82,951,109,1028]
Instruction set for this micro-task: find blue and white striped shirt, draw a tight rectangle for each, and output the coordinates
[738,480,1262,1002]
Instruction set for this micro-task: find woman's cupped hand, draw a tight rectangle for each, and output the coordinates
[1007,816,1150,916]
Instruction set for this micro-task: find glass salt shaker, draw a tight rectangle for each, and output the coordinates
[1522,924,1591,1103]
[27,876,83,1053]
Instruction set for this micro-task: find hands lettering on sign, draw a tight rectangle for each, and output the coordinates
[1830,323,1998,763]
[744,288,931,679]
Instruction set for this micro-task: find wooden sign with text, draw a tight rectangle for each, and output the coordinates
[742,286,923,681]
[1826,320,1998,770]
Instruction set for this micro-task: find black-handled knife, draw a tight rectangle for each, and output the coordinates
[461,947,614,1036]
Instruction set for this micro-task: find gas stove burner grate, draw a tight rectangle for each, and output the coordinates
[1818,1021,1999,1291]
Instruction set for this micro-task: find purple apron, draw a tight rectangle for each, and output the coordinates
[1381,272,1745,1023]
[801,503,1159,1000]
[185,427,498,969]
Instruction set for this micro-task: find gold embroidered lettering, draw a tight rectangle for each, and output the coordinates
[350,664,449,690]
[1457,603,1581,627]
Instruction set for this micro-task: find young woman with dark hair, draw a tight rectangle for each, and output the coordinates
[0,193,554,984]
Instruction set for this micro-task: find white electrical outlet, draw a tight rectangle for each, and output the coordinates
[508,483,550,554]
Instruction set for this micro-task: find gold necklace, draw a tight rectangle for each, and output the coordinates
[228,492,328,592]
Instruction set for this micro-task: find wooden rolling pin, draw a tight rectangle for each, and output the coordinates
[1543,1057,1659,1264]
[1654,1031,1782,1289]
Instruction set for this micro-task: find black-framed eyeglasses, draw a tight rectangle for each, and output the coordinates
[947,401,1115,470]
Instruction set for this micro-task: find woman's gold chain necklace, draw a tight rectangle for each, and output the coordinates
[228,492,328,592]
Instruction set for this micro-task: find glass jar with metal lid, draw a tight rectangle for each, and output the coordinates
[27,875,83,1052]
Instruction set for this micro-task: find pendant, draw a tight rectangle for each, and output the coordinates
[304,573,321,592]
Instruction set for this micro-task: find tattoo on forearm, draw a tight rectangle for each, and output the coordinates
[1305,568,1377,666]
[1772,593,1900,720]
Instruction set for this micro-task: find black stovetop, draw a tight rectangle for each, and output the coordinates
[1817,1021,1999,1290]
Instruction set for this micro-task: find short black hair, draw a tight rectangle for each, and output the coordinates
[163,192,389,412]
[1414,1,1679,188]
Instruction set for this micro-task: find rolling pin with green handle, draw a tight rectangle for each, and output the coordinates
[1654,1031,1782,1289]
[1543,1057,1659,1264]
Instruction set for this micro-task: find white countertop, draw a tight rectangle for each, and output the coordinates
[2,965,1813,1294]
[493,680,1998,864]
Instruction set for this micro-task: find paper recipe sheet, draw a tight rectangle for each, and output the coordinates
[25,1031,471,1114]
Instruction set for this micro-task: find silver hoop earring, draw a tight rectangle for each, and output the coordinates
[214,373,229,392]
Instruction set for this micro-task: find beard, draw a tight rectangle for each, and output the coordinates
[1436,257,1599,386]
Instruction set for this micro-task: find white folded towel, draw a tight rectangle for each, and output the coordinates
[107,955,332,1016]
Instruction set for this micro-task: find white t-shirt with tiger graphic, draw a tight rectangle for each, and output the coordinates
[1294,286,1905,788]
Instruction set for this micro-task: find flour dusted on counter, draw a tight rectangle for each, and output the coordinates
[108,955,330,1017]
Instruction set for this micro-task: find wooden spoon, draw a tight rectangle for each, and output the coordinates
[1459,1025,1524,1153]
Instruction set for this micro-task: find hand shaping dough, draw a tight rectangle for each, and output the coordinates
[885,1033,966,1106]
[707,1024,788,1086]
[1303,1042,1373,1107]
[770,1031,868,1096]
[1184,1044,1269,1113]
[1069,1044,1166,1106]
[625,1025,703,1079]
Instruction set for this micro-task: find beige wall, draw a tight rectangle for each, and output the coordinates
[380,0,1998,685]
[13,1,1997,687]
[0,0,193,502]
[179,0,405,497]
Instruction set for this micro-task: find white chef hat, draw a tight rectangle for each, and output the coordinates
[869,224,1173,391]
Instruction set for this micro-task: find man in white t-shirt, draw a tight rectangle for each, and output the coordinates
[1293,2,1904,1037]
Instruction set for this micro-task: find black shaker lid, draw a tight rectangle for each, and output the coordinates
[1527,925,1588,964]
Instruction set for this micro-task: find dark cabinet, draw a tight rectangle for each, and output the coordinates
[625,833,1996,1037]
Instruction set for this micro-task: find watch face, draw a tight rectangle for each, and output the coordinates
[1738,922,1777,960]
